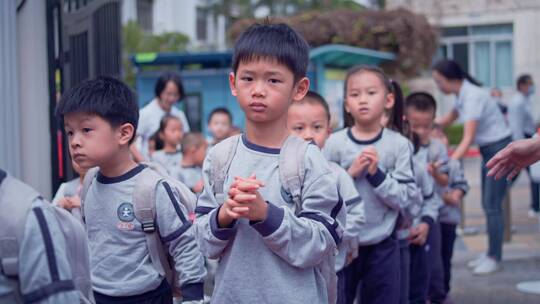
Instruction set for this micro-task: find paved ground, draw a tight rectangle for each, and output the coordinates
[449,157,540,303]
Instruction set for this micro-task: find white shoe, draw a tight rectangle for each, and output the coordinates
[467,254,487,269]
[528,209,539,219]
[473,257,500,275]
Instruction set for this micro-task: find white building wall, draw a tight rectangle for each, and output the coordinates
[152,0,197,40]
[387,0,540,118]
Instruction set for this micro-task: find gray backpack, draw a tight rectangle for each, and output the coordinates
[208,135,338,303]
[0,170,94,303]
[80,163,197,295]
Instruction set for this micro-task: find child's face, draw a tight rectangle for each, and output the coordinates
[158,81,181,112]
[405,107,435,145]
[229,58,309,125]
[345,71,393,128]
[64,112,133,169]
[160,118,183,147]
[208,113,232,141]
[287,102,331,149]
[194,142,208,166]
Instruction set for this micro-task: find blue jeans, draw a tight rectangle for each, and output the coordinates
[479,136,511,262]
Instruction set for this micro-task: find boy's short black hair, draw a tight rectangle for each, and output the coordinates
[208,107,233,124]
[232,22,310,82]
[405,91,437,115]
[155,72,185,99]
[297,91,331,123]
[517,74,532,90]
[55,76,139,144]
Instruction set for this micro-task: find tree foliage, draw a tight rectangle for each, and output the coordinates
[122,21,190,86]
[229,8,438,76]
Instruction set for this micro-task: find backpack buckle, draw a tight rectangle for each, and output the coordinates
[141,221,156,233]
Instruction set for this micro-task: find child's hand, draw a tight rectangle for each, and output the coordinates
[408,223,429,245]
[348,154,371,178]
[361,146,379,175]
[227,174,268,222]
[57,196,81,210]
[443,189,464,206]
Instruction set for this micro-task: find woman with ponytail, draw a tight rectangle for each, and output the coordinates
[432,59,512,275]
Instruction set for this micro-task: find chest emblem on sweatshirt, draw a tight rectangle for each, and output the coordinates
[117,202,135,222]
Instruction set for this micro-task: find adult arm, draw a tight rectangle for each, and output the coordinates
[487,136,540,179]
[451,120,477,161]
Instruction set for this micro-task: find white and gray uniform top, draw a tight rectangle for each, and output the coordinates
[323,127,418,246]
[194,135,344,304]
[439,159,470,225]
[0,197,82,303]
[174,165,203,191]
[396,158,440,240]
[137,98,190,159]
[52,178,80,205]
[416,138,450,215]
[83,165,205,298]
[454,80,511,146]
[328,162,364,272]
[151,150,182,174]
[508,92,536,140]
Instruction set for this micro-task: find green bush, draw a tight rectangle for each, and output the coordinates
[445,124,463,146]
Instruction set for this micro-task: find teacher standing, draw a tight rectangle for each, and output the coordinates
[432,59,512,275]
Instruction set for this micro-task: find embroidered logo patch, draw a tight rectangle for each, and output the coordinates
[117,202,135,222]
[280,187,294,205]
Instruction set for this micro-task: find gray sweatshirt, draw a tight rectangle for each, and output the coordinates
[174,165,203,191]
[323,128,418,245]
[151,150,182,174]
[328,162,364,272]
[439,159,469,225]
[0,198,83,303]
[194,136,343,304]
[84,164,206,299]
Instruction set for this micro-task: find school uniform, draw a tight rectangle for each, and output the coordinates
[137,98,190,159]
[83,165,205,303]
[151,150,182,174]
[429,159,469,302]
[174,165,203,192]
[508,92,539,212]
[324,128,418,304]
[194,135,345,304]
[454,79,512,262]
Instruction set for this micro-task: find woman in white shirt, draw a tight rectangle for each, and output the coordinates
[131,72,190,161]
[432,59,512,275]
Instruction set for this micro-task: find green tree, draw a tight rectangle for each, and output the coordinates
[122,21,189,86]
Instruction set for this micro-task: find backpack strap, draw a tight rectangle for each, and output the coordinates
[279,135,309,214]
[209,135,241,202]
[78,167,99,221]
[132,167,174,287]
[0,174,40,277]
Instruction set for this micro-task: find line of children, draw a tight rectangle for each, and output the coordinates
[323,65,419,304]
[42,21,473,304]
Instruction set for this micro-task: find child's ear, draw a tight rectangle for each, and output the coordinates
[229,72,238,97]
[292,77,310,101]
[385,93,395,111]
[118,123,135,145]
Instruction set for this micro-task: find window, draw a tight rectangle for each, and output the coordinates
[436,24,513,88]
[196,7,207,41]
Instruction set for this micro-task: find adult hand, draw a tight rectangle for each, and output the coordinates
[487,137,540,180]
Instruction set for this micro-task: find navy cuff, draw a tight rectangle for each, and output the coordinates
[251,202,284,237]
[209,206,237,241]
[421,216,435,227]
[366,168,386,187]
[181,282,204,301]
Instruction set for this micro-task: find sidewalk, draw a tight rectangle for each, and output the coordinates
[449,157,540,303]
